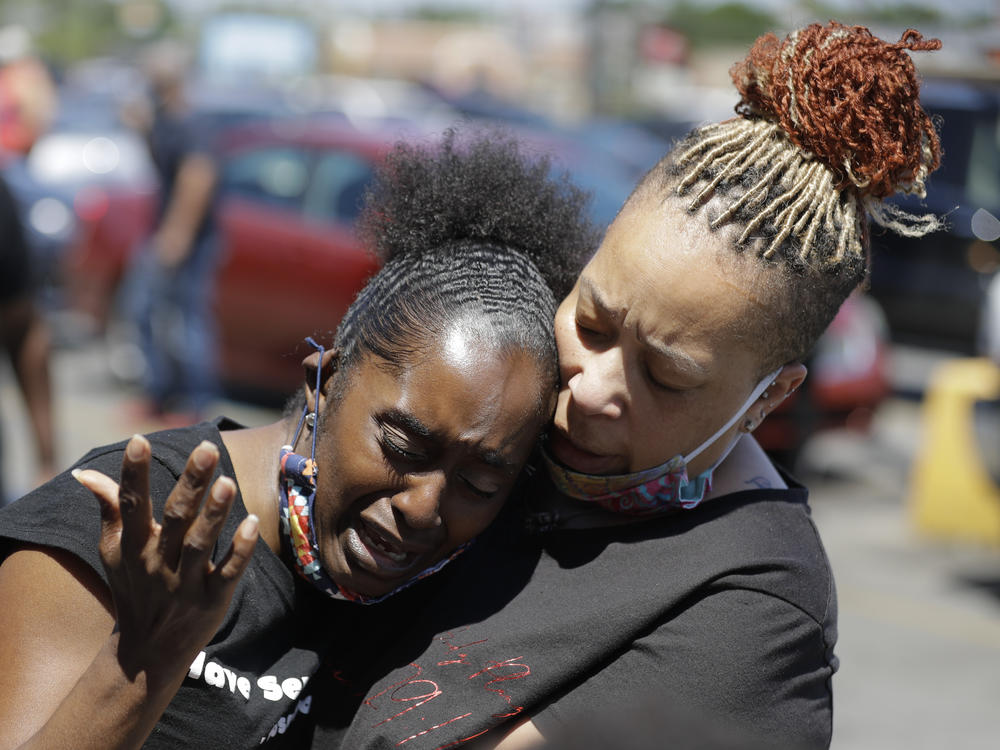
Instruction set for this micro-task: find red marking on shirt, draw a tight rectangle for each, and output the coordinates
[431,728,491,750]
[366,664,422,710]
[369,664,445,728]
[467,657,530,711]
[434,629,489,666]
[364,640,535,747]
[394,713,472,746]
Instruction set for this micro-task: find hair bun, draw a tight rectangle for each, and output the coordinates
[730,21,941,199]
[359,127,597,302]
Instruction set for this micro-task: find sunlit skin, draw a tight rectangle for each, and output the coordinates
[550,190,805,480]
[306,328,552,598]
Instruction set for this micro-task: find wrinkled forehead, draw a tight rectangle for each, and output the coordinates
[581,192,778,375]
[594,192,772,300]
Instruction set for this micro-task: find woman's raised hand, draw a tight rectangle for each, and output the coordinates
[73,434,259,684]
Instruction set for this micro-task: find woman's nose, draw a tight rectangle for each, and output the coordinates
[392,473,446,530]
[567,352,625,419]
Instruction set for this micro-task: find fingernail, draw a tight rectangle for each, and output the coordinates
[71,468,84,482]
[212,477,234,502]
[126,435,145,460]
[193,441,217,470]
[241,514,259,540]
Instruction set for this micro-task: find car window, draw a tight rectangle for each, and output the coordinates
[931,107,975,190]
[222,145,310,210]
[302,149,375,225]
[966,112,1000,209]
[930,103,1000,209]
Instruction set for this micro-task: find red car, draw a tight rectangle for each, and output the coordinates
[65,121,389,397]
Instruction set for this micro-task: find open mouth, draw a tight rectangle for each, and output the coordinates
[360,523,409,564]
[548,430,623,475]
[345,518,425,578]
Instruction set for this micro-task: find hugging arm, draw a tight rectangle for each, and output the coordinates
[0,437,258,750]
[520,589,836,750]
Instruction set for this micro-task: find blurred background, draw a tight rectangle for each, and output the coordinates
[0,0,998,747]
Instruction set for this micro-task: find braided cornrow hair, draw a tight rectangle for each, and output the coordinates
[329,128,597,398]
[637,22,943,371]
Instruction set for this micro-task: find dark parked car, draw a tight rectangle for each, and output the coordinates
[869,77,1000,353]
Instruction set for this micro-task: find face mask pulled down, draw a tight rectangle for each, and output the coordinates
[543,369,780,516]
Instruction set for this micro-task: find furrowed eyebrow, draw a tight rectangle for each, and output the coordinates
[636,327,707,379]
[581,275,707,380]
[378,409,435,440]
[479,449,516,474]
[379,409,517,473]
[579,277,621,320]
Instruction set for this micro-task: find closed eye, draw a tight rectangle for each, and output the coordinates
[377,424,427,463]
[644,362,693,394]
[460,474,499,500]
[647,372,682,393]
[575,318,610,344]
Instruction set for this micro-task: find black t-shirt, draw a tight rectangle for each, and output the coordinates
[0,418,439,748]
[148,105,217,241]
[319,472,837,750]
[1,421,837,749]
[0,173,30,304]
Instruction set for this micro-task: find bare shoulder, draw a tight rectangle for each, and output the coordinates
[0,545,114,746]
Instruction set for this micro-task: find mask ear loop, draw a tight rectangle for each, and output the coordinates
[290,336,327,460]
[682,367,783,467]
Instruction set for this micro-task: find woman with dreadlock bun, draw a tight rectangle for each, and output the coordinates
[0,130,597,749]
[332,22,944,750]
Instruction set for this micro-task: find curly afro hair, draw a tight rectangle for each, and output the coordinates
[358,127,598,302]
[326,127,599,402]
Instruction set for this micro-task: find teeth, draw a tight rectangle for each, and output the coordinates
[362,528,408,563]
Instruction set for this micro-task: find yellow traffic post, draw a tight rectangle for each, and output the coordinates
[910,357,1000,545]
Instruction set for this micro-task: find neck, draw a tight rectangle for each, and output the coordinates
[221,418,297,553]
[706,433,786,499]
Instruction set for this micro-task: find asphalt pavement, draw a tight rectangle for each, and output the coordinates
[1,338,998,748]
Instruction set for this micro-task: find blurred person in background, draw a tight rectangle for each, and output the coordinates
[0,171,55,502]
[0,25,57,160]
[0,25,56,502]
[0,130,596,749]
[123,41,220,422]
[323,22,944,750]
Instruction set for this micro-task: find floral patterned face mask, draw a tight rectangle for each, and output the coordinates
[543,369,781,516]
[277,338,469,605]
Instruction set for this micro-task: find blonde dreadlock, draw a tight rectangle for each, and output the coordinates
[634,22,944,369]
[676,23,943,266]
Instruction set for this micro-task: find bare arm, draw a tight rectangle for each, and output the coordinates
[154,153,216,268]
[493,719,546,749]
[0,297,55,483]
[0,436,259,750]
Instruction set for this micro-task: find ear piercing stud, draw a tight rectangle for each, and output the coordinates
[305,412,316,429]
[760,381,778,401]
